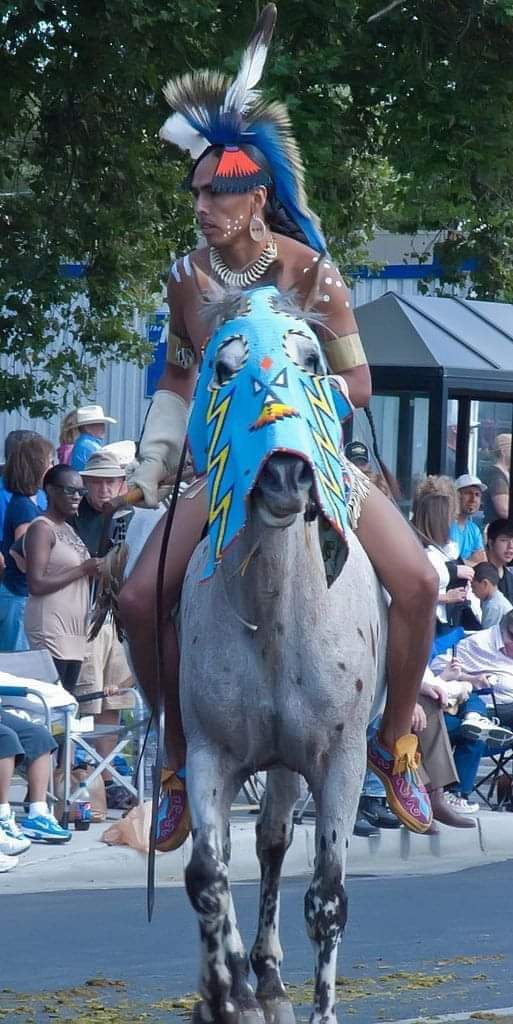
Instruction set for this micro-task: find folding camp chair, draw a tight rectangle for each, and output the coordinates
[472,686,513,809]
[0,648,63,811]
[0,649,149,825]
[60,688,148,826]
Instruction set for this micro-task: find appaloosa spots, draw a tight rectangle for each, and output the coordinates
[337,661,346,671]
[276,622,285,636]
[335,722,344,733]
[332,830,337,843]
[355,678,363,693]
[357,627,365,641]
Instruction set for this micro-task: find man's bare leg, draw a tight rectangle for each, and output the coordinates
[356,481,438,744]
[119,487,207,771]
[356,481,438,832]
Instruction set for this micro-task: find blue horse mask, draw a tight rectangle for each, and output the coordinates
[187,285,353,583]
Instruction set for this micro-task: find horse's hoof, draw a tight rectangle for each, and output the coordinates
[258,999,297,1024]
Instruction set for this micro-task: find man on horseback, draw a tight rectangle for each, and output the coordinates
[119,4,437,846]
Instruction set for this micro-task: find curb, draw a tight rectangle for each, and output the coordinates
[2,809,513,895]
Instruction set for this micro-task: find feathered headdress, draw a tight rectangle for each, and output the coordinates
[159,4,326,253]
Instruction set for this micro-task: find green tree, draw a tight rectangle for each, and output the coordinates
[351,0,513,297]
[2,1,513,417]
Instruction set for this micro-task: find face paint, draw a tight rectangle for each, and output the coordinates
[188,285,353,582]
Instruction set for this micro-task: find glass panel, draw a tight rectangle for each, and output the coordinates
[367,395,399,475]
[361,392,430,515]
[475,400,512,525]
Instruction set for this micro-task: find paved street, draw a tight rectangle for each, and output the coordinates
[2,862,513,1023]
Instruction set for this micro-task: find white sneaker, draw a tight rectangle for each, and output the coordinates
[460,712,513,746]
[445,792,480,814]
[0,849,18,872]
[0,819,31,856]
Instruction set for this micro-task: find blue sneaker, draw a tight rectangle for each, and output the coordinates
[20,813,72,844]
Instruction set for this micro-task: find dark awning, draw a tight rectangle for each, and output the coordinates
[355,291,513,373]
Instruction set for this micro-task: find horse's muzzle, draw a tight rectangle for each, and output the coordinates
[254,453,313,526]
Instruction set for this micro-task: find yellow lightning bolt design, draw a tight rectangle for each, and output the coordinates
[206,388,234,561]
[303,377,344,529]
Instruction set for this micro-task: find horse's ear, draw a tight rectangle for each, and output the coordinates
[191,260,225,303]
[302,258,325,311]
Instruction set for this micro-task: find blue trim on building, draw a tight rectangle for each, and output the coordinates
[60,258,478,282]
[347,259,478,280]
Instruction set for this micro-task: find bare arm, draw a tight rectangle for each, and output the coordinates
[493,493,509,518]
[25,520,96,596]
[309,267,371,409]
[14,522,31,542]
[466,547,486,567]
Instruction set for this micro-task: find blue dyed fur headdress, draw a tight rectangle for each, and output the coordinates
[159,4,326,254]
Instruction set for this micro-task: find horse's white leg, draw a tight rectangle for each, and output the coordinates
[304,750,365,1024]
[185,751,261,1024]
[223,823,265,1024]
[250,767,300,1009]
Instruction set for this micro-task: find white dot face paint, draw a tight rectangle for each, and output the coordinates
[323,262,331,268]
[322,294,330,303]
[312,255,319,263]
[335,280,343,288]
[344,300,350,308]
[325,277,333,285]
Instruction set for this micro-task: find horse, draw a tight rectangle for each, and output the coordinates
[171,280,388,1024]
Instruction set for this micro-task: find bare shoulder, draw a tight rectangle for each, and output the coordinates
[273,235,351,308]
[168,247,207,286]
[274,234,319,284]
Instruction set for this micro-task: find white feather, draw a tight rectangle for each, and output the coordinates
[224,4,276,115]
[159,112,209,160]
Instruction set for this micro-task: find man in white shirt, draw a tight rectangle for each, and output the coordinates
[431,610,513,727]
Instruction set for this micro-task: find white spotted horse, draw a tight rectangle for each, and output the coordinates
[169,280,387,1024]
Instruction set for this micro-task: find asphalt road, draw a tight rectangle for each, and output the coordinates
[1,862,513,1023]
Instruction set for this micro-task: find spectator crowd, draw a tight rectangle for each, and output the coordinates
[345,437,513,837]
[0,407,137,873]
[1,414,513,871]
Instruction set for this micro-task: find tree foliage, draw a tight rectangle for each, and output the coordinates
[1,1,513,415]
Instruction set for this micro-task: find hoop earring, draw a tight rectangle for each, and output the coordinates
[249,214,266,243]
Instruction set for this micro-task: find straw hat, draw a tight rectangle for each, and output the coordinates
[76,404,116,426]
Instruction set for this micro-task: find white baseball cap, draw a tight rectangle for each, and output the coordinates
[456,473,487,492]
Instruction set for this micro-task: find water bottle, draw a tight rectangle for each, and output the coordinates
[75,781,92,831]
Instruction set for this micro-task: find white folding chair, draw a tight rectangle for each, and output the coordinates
[0,649,64,811]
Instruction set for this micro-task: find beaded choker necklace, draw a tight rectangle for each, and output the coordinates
[209,236,277,288]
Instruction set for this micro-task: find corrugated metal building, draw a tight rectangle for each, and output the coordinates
[0,270,444,451]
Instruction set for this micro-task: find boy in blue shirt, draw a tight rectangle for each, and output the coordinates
[70,405,116,472]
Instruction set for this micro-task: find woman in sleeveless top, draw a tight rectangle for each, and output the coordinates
[24,465,102,691]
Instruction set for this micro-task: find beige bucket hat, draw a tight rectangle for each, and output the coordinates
[76,404,117,426]
[82,449,125,478]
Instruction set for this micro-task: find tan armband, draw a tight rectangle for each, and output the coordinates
[322,332,367,373]
[167,330,197,370]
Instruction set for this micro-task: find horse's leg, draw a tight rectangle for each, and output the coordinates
[304,751,365,1024]
[222,823,265,1024]
[185,752,261,1024]
[250,767,300,1020]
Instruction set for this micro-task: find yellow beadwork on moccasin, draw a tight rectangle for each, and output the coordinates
[392,734,421,776]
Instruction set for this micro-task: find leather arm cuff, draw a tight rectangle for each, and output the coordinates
[321,332,367,373]
[167,330,197,370]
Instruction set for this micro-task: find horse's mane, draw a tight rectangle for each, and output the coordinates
[198,284,327,336]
